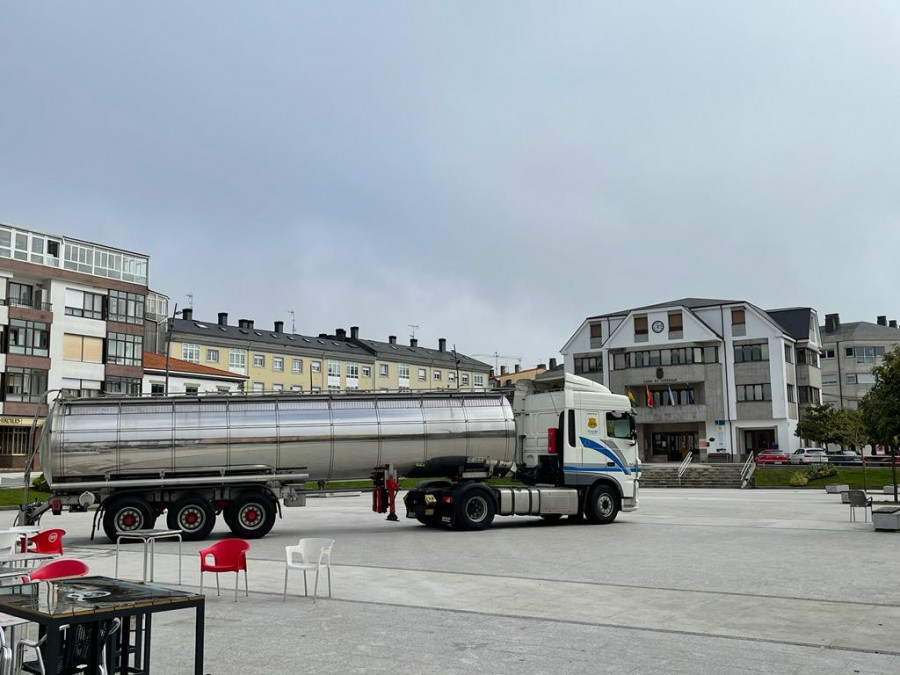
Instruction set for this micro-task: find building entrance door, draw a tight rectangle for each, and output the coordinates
[652,432,698,461]
[744,429,776,456]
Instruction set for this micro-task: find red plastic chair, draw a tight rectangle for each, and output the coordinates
[199,539,249,602]
[25,558,89,583]
[26,529,66,556]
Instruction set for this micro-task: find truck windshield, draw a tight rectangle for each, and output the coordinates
[606,412,635,439]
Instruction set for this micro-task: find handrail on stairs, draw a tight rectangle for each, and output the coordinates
[677,451,693,484]
[739,452,756,488]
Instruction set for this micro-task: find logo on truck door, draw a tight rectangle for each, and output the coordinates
[585,412,599,434]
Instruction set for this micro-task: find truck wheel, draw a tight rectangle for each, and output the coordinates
[455,490,495,531]
[584,484,619,524]
[167,496,216,541]
[103,497,155,542]
[225,492,276,539]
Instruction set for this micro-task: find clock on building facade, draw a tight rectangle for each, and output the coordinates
[651,320,665,333]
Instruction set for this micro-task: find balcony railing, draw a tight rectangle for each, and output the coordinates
[1,298,52,311]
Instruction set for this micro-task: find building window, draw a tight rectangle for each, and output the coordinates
[822,374,838,386]
[589,323,603,348]
[107,333,143,367]
[574,356,602,374]
[64,289,104,320]
[797,348,819,367]
[291,385,303,392]
[229,348,246,370]
[253,354,266,368]
[846,373,857,384]
[433,370,441,381]
[4,367,48,403]
[362,366,371,377]
[185,385,199,394]
[642,387,696,407]
[346,363,359,379]
[461,374,470,386]
[151,383,165,396]
[448,372,456,382]
[798,386,821,405]
[104,376,141,396]
[731,308,746,336]
[327,360,341,377]
[292,359,303,373]
[107,290,145,325]
[272,384,283,392]
[784,344,793,363]
[734,343,768,363]
[474,374,484,388]
[252,382,264,393]
[418,368,427,381]
[63,334,103,363]
[380,364,389,377]
[206,348,220,364]
[7,282,35,309]
[182,343,200,363]
[398,364,409,379]
[821,349,835,359]
[634,316,648,337]
[311,387,321,394]
[273,357,284,372]
[311,361,322,373]
[8,320,50,357]
[327,385,341,393]
[787,384,795,403]
[849,346,885,364]
[736,383,772,402]
[668,312,683,337]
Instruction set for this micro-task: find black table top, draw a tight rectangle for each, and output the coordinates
[0,576,203,620]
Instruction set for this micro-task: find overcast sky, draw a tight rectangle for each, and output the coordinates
[2,2,899,369]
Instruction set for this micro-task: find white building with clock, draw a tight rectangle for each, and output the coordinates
[560,298,822,462]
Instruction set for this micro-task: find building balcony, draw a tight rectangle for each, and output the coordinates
[1,298,52,312]
[635,404,708,425]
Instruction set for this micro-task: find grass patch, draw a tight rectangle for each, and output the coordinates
[754,466,900,489]
[0,488,50,507]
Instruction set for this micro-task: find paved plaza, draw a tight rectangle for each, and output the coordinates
[10,488,900,674]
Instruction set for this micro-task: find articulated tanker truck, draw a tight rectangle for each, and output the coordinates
[20,372,640,542]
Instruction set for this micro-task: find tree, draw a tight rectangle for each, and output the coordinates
[859,346,900,502]
[834,408,870,451]
[795,403,841,445]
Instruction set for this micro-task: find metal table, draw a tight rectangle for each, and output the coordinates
[0,527,40,553]
[115,529,182,584]
[0,576,205,675]
[0,552,58,570]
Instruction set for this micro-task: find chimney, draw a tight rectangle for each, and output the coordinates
[878,315,887,327]
[247,320,254,330]
[181,308,193,321]
[438,338,446,352]
[549,358,557,369]
[537,363,546,370]
[318,333,328,338]
[274,321,283,333]
[824,313,840,333]
[500,366,507,376]
[336,328,347,341]
[514,364,521,373]
[410,338,418,348]
[218,312,228,326]
[891,320,898,329]
[238,319,247,329]
[350,326,359,340]
[388,335,397,345]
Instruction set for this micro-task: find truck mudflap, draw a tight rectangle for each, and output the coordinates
[403,481,453,525]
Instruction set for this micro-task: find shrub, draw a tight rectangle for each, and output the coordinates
[805,464,838,481]
[31,474,49,493]
[789,472,809,486]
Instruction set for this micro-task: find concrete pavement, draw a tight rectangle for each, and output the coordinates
[8,488,900,674]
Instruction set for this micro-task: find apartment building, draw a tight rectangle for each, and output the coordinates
[166,311,491,394]
[561,298,822,462]
[0,222,151,466]
[489,361,556,389]
[820,313,900,410]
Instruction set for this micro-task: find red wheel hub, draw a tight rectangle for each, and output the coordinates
[244,508,259,523]
[184,510,200,525]
[122,513,137,527]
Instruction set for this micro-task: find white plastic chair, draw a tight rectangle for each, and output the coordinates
[283,539,334,602]
[0,533,18,560]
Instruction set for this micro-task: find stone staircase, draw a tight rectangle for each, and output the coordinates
[639,463,746,488]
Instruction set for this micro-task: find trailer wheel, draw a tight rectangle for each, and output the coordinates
[225,493,276,539]
[584,483,618,524]
[455,490,495,531]
[167,496,216,541]
[103,497,155,542]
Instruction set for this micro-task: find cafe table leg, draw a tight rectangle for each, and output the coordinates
[142,614,152,673]
[42,623,62,675]
[194,603,205,675]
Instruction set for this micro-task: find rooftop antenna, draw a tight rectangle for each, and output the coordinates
[408,324,419,340]
[185,292,194,309]
[288,310,296,334]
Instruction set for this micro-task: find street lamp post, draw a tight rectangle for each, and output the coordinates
[164,303,183,395]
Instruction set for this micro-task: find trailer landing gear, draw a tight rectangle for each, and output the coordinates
[372,465,400,521]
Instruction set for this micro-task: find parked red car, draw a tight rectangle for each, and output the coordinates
[756,450,790,465]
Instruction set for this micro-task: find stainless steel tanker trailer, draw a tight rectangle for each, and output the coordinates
[21,372,640,542]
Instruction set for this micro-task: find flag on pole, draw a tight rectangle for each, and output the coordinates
[627,389,637,406]
[668,385,677,406]
[646,385,654,408]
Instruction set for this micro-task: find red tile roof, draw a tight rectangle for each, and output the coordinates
[143,352,248,380]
